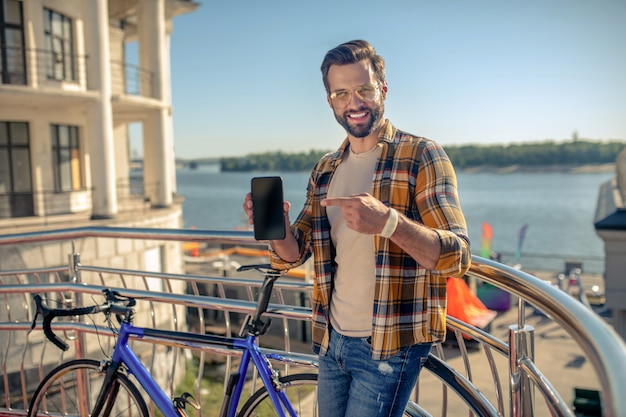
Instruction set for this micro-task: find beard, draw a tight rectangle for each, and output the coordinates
[334,101,384,138]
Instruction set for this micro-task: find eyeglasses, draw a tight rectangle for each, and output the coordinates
[329,83,379,108]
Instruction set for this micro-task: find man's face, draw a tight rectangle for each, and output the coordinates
[326,61,387,139]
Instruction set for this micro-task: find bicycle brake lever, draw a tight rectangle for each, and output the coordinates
[103,289,136,307]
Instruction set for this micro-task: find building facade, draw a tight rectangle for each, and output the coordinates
[0,0,200,391]
[0,0,198,273]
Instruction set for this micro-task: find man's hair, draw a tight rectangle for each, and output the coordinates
[321,39,386,94]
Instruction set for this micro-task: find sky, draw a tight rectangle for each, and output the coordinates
[158,0,626,159]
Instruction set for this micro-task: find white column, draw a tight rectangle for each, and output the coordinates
[164,29,177,195]
[139,0,173,207]
[21,0,40,87]
[85,0,117,218]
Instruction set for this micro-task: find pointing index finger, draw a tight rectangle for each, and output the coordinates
[321,197,354,207]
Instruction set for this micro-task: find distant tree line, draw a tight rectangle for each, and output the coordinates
[219,139,625,172]
[220,149,329,172]
[445,140,625,168]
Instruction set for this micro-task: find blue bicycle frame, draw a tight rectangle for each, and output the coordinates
[111,319,301,417]
[33,268,313,417]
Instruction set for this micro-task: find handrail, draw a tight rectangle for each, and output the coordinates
[0,282,312,322]
[0,226,254,245]
[471,257,626,416]
[1,226,625,416]
[519,357,575,417]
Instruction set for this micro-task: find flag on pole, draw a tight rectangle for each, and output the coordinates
[480,222,493,258]
[514,224,529,263]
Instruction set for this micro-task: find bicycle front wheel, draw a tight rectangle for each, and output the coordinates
[238,373,318,417]
[28,358,149,417]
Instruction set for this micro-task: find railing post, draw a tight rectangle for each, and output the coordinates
[509,299,535,416]
[69,244,81,284]
[68,246,87,361]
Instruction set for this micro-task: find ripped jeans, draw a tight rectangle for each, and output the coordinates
[317,327,431,417]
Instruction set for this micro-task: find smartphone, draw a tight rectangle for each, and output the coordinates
[251,176,286,240]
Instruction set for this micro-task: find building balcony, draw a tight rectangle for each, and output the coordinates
[0,46,155,100]
[0,180,184,234]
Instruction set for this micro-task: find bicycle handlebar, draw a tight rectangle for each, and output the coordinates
[31,290,135,351]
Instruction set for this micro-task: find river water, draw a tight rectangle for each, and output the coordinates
[176,168,614,274]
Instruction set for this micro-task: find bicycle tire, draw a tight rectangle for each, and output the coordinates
[238,373,318,417]
[27,358,149,417]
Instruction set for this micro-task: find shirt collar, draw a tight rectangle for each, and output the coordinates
[325,119,395,170]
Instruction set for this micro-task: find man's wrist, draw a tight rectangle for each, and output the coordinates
[380,208,399,238]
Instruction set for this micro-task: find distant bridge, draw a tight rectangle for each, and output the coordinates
[131,159,222,170]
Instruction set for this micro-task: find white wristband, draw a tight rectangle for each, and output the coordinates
[380,208,398,238]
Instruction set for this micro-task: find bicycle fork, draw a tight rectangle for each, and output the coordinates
[90,360,124,417]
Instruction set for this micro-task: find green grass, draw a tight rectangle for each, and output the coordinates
[154,356,226,417]
[155,356,317,417]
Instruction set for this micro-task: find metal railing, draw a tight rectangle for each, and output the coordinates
[110,60,156,98]
[1,46,155,99]
[1,227,626,417]
[1,46,87,87]
[0,179,164,222]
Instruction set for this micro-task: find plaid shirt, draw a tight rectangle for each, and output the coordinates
[270,120,471,360]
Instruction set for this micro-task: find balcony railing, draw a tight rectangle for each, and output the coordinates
[1,46,155,99]
[0,181,158,221]
[1,45,87,87]
[110,59,156,98]
[0,45,28,85]
[1,227,625,416]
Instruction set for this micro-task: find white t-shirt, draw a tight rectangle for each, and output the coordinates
[326,143,382,337]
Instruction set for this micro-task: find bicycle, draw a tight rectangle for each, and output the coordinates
[27,264,319,417]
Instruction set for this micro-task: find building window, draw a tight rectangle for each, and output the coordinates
[0,0,26,85]
[51,125,82,192]
[43,8,75,81]
[0,121,33,217]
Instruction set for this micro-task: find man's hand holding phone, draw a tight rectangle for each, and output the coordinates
[243,193,291,238]
[243,176,299,263]
[246,176,287,240]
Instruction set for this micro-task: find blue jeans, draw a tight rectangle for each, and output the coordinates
[317,328,431,417]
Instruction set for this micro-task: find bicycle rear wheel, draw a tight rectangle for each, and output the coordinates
[28,358,149,417]
[238,373,318,417]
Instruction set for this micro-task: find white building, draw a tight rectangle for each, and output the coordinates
[0,0,198,273]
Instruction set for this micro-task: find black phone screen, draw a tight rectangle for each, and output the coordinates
[251,176,286,240]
